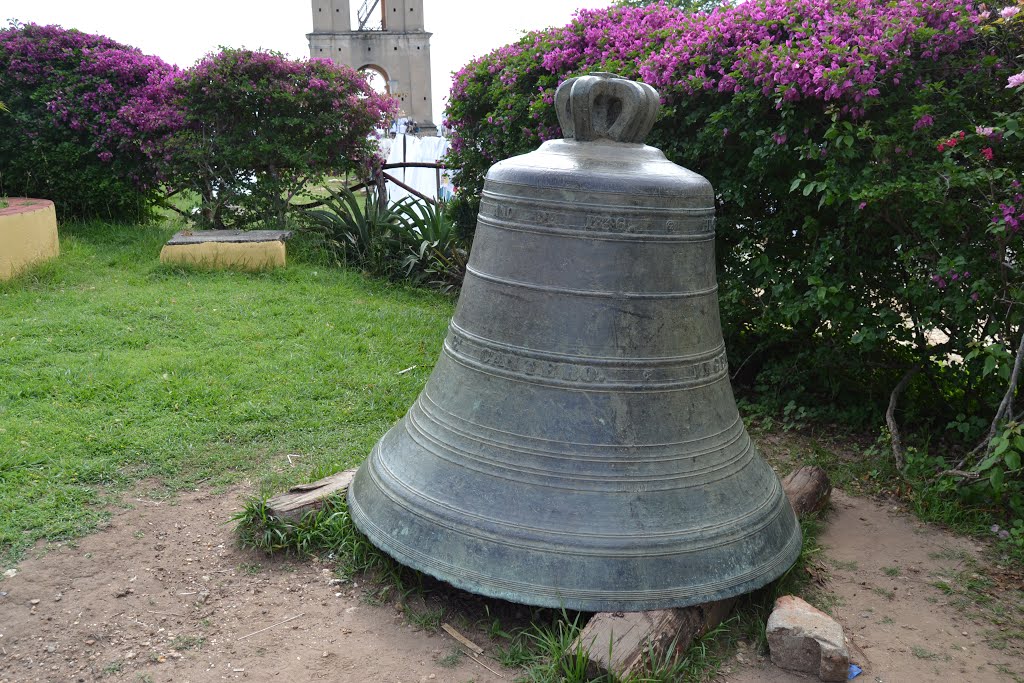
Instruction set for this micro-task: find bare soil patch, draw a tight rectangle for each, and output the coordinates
[720,491,1024,683]
[0,485,502,683]
[1,485,1021,683]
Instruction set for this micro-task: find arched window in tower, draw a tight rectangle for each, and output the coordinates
[358,65,389,95]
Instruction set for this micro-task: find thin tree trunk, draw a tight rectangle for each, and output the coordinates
[886,365,920,470]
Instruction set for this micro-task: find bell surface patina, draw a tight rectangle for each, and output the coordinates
[348,73,801,612]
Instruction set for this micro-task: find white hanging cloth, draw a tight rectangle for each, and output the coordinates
[382,134,451,204]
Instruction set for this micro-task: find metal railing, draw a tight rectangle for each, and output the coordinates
[349,161,448,206]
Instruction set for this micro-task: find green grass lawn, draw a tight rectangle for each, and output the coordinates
[0,218,454,565]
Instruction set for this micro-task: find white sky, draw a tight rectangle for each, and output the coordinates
[2,0,613,124]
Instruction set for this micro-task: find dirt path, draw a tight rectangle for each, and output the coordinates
[0,485,502,683]
[1,486,1020,683]
[721,490,1023,683]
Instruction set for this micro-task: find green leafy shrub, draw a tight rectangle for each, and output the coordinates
[973,421,1024,517]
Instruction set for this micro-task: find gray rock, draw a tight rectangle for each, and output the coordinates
[767,595,850,681]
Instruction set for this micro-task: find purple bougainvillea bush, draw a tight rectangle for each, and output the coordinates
[444,0,1024,513]
[0,24,396,225]
[161,47,397,229]
[0,22,181,220]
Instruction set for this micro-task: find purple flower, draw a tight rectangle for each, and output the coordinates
[913,115,934,131]
[1007,71,1024,88]
[999,6,1019,19]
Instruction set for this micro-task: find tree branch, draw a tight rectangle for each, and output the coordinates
[288,197,330,210]
[730,344,763,382]
[962,327,1024,471]
[940,469,981,480]
[886,365,921,470]
[155,198,192,220]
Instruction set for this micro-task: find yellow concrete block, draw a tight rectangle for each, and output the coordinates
[0,198,60,281]
[159,230,291,271]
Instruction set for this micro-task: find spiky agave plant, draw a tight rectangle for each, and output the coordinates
[300,184,408,277]
[392,197,468,291]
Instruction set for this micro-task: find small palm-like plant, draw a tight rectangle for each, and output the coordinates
[301,185,407,277]
[302,186,469,290]
[393,198,468,291]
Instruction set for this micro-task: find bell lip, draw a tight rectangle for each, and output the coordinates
[347,467,803,613]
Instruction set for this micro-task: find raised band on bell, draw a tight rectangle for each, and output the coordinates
[347,72,802,612]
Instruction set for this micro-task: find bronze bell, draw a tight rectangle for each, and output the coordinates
[348,73,801,612]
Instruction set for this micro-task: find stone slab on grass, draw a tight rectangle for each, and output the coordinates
[164,229,292,245]
[767,595,849,681]
[160,229,292,271]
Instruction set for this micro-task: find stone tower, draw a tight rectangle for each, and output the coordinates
[309,0,435,134]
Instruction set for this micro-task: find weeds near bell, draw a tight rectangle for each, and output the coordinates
[232,492,402,585]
